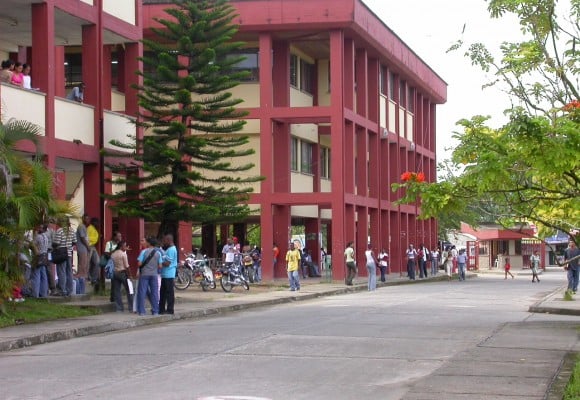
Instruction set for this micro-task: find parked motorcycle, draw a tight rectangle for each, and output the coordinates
[174,251,216,291]
[218,256,250,292]
[242,252,255,283]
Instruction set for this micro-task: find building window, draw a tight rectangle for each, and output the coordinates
[300,141,313,174]
[300,59,315,95]
[388,71,395,99]
[407,87,415,112]
[290,137,298,171]
[380,66,387,95]
[478,242,489,255]
[399,80,407,109]
[226,49,259,81]
[320,147,330,179]
[290,54,298,87]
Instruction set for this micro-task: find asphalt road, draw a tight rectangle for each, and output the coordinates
[1,272,578,400]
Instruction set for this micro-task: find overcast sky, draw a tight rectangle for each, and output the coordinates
[362,0,523,161]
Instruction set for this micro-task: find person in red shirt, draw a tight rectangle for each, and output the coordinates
[273,243,280,270]
[504,257,514,279]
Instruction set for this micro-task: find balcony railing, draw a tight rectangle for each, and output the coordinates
[0,83,46,133]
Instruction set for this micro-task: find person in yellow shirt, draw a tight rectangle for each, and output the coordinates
[285,242,301,291]
[87,217,101,287]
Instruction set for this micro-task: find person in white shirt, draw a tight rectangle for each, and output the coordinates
[378,249,388,282]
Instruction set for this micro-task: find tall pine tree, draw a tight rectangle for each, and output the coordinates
[106,0,261,241]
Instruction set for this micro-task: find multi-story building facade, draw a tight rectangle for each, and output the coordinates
[2,0,446,281]
[144,0,447,280]
[0,0,145,263]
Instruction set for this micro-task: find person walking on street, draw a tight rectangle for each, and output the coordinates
[430,247,439,276]
[285,242,301,291]
[457,249,467,281]
[365,244,379,291]
[159,234,177,315]
[530,250,541,283]
[564,241,580,294]
[444,247,453,281]
[504,256,514,279]
[344,241,356,286]
[406,244,417,280]
[378,248,388,282]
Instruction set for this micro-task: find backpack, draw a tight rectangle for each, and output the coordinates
[105,257,115,279]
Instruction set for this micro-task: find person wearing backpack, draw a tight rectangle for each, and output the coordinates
[136,237,162,316]
[110,241,132,312]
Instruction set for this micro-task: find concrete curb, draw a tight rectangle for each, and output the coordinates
[528,284,580,316]
[546,351,578,400]
[0,273,474,353]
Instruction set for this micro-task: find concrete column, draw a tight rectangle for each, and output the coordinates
[31,3,56,169]
[329,29,346,281]
[356,206,368,277]
[272,205,291,278]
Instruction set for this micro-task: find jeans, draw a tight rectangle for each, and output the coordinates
[458,263,466,281]
[567,267,579,292]
[287,270,300,290]
[254,262,262,282]
[159,277,175,314]
[112,271,132,311]
[431,260,438,276]
[378,265,387,282]
[56,257,74,296]
[345,261,356,285]
[31,265,48,298]
[366,262,377,291]
[418,259,427,278]
[137,275,159,315]
[407,259,416,280]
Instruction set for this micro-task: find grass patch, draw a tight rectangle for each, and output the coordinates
[564,356,580,400]
[0,299,101,328]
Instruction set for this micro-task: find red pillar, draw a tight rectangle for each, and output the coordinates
[55,46,66,97]
[31,3,56,169]
[258,32,275,280]
[330,29,346,281]
[273,205,291,278]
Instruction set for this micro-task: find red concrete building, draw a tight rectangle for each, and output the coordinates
[0,0,145,265]
[143,0,447,280]
[1,0,447,282]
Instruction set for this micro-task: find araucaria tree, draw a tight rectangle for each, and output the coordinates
[393,0,579,242]
[106,0,261,240]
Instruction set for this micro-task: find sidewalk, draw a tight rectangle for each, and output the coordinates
[0,272,453,352]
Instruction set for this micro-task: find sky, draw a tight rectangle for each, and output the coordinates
[362,0,523,162]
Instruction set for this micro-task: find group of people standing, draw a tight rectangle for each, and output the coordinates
[105,234,178,316]
[0,59,34,89]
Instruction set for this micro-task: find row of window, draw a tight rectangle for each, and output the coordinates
[379,67,414,112]
[290,137,331,179]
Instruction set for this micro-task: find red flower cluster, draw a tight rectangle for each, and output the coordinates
[401,171,426,183]
[563,100,580,112]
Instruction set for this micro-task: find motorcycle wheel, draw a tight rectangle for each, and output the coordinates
[247,267,255,283]
[174,267,191,290]
[242,279,250,290]
[201,281,209,292]
[220,275,232,292]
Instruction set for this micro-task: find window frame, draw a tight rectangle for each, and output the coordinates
[300,140,313,174]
